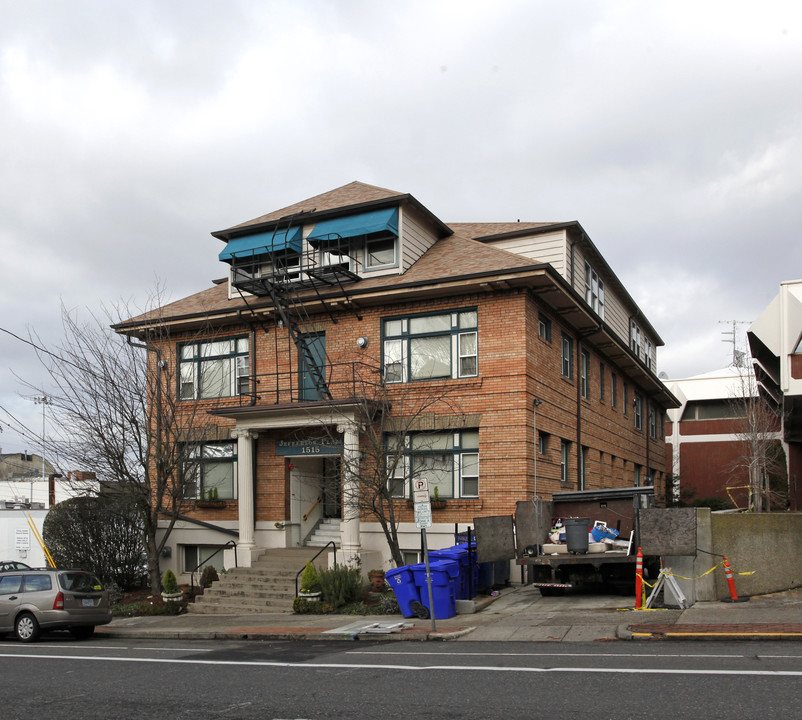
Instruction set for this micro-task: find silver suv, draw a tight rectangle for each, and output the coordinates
[0,568,112,642]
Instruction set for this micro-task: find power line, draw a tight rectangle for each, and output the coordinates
[0,403,42,444]
[0,325,83,371]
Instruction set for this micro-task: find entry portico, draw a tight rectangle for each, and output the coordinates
[220,403,365,567]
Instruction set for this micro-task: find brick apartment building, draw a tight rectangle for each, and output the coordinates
[115,181,678,576]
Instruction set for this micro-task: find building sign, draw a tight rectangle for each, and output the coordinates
[276,439,343,456]
[15,528,30,550]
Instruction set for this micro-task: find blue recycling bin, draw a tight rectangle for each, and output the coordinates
[385,565,424,618]
[412,559,459,619]
[455,542,479,599]
[430,546,474,600]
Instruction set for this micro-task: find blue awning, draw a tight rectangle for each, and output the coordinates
[307,207,398,246]
[218,226,303,262]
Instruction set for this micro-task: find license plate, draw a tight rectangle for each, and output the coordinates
[82,598,96,607]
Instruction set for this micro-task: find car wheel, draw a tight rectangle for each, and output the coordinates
[69,626,95,640]
[15,613,40,643]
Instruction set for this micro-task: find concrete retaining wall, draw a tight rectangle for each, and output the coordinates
[711,513,802,598]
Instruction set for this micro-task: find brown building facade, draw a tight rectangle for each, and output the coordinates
[115,182,678,576]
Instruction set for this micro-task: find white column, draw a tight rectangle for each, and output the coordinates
[338,422,362,565]
[232,428,259,565]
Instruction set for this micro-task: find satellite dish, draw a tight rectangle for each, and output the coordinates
[658,371,669,380]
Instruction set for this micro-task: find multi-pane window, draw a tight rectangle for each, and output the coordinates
[648,403,657,438]
[560,439,570,483]
[538,313,551,342]
[611,372,618,408]
[644,338,653,370]
[634,464,642,486]
[386,430,479,499]
[561,333,573,379]
[634,393,643,430]
[580,350,590,399]
[183,441,237,500]
[383,309,478,383]
[585,262,605,318]
[179,337,249,400]
[623,383,629,415]
[630,320,643,358]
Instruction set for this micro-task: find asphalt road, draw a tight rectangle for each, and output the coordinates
[2,636,802,719]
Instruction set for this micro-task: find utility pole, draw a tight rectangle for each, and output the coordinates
[719,320,751,367]
[33,395,51,506]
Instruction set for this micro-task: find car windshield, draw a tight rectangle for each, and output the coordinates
[59,572,103,593]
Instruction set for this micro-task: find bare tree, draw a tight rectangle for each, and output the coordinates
[728,365,788,512]
[23,296,215,594]
[306,358,472,567]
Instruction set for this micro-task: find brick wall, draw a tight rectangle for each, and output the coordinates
[156,287,670,525]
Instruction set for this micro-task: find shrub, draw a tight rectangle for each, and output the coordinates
[376,593,400,615]
[162,569,179,594]
[112,599,183,617]
[42,495,147,590]
[318,564,362,608]
[199,565,219,589]
[300,560,321,593]
[293,597,334,614]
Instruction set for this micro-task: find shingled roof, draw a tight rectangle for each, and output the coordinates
[215,181,410,237]
[115,231,542,330]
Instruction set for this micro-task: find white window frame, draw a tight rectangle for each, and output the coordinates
[561,333,573,379]
[585,262,605,319]
[580,349,590,399]
[630,320,643,359]
[364,233,398,271]
[560,439,570,483]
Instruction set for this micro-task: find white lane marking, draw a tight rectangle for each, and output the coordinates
[347,651,741,659]
[6,644,210,653]
[1,653,801,676]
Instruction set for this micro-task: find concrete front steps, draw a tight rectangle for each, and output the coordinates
[306,518,341,548]
[189,547,332,614]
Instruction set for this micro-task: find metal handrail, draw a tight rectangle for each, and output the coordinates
[190,540,237,595]
[294,541,338,597]
[233,360,383,407]
[303,496,322,522]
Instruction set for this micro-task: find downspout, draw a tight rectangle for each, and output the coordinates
[576,338,582,490]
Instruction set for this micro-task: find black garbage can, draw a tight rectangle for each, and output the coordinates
[564,517,590,554]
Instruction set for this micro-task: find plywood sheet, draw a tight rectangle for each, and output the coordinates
[473,515,516,563]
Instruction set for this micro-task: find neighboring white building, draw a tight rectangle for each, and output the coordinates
[0,455,100,566]
[748,279,802,511]
[0,508,48,567]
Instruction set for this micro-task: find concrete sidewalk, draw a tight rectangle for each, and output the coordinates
[95,586,802,643]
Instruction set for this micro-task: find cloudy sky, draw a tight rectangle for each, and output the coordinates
[1,0,800,454]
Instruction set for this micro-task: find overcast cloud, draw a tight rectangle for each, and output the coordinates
[1,0,800,454]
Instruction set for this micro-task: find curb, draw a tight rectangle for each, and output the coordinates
[96,626,478,642]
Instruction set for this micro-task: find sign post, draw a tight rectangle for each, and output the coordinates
[413,478,436,632]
